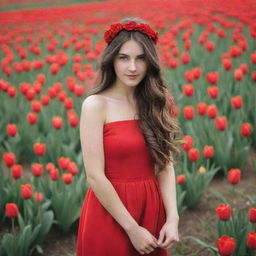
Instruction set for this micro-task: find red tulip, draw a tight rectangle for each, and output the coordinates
[205,41,215,51]
[252,71,256,82]
[203,145,214,158]
[206,104,217,118]
[34,192,44,203]
[68,114,79,127]
[48,87,57,98]
[246,232,256,249]
[229,45,242,58]
[52,116,63,129]
[11,164,23,179]
[234,69,243,81]
[231,96,243,109]
[31,163,43,177]
[181,136,194,151]
[21,184,33,199]
[37,74,46,85]
[3,152,16,167]
[176,174,185,184]
[222,59,232,70]
[215,116,227,131]
[50,63,59,74]
[188,148,199,162]
[181,52,190,64]
[208,86,218,99]
[183,105,194,120]
[249,208,256,223]
[197,102,207,115]
[240,123,251,136]
[184,70,194,82]
[192,67,201,79]
[58,157,70,170]
[206,72,219,84]
[8,86,16,98]
[31,100,42,112]
[45,163,55,174]
[227,168,241,184]
[67,161,79,176]
[5,203,19,218]
[216,204,231,221]
[25,87,36,101]
[251,52,256,64]
[240,63,248,74]
[62,173,73,184]
[50,168,59,180]
[41,94,50,105]
[6,124,17,136]
[64,97,73,109]
[33,142,46,156]
[27,112,38,125]
[217,235,236,256]
[182,84,194,97]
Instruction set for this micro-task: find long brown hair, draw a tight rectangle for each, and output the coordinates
[86,17,184,175]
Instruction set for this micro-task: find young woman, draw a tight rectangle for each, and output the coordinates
[77,17,183,256]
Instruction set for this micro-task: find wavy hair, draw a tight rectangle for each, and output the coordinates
[86,17,184,175]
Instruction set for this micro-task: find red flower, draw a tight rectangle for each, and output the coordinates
[34,192,44,203]
[216,204,231,221]
[67,161,79,176]
[11,164,23,179]
[31,163,43,177]
[203,145,214,158]
[52,116,63,129]
[3,152,16,167]
[6,124,17,136]
[251,53,256,64]
[27,112,38,125]
[46,162,55,173]
[206,72,219,84]
[249,208,256,223]
[217,235,236,256]
[246,232,256,249]
[208,86,218,99]
[31,100,42,113]
[188,148,199,162]
[206,104,217,118]
[240,123,251,136]
[192,67,201,79]
[234,69,243,81]
[215,116,227,131]
[33,142,46,156]
[227,168,241,184]
[183,105,194,120]
[50,168,59,180]
[231,96,243,109]
[181,52,190,64]
[5,203,19,218]
[21,184,33,199]
[182,84,194,97]
[222,59,232,70]
[197,102,207,115]
[181,136,194,151]
[176,174,185,184]
[62,173,73,184]
[205,41,215,51]
[58,157,70,170]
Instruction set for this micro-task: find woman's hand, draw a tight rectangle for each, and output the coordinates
[157,218,180,249]
[126,225,159,255]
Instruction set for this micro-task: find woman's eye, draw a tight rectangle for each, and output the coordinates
[120,56,127,59]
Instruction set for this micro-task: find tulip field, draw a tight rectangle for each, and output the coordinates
[0,0,256,255]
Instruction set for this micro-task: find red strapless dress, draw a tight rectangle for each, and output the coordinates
[76,119,168,256]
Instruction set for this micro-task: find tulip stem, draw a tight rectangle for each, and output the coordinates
[11,218,15,234]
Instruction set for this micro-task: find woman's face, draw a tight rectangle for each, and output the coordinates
[113,40,147,88]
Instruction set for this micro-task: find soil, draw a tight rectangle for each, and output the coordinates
[1,150,255,256]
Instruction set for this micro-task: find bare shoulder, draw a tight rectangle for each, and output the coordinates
[80,95,107,126]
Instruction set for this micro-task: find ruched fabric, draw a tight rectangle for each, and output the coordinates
[76,119,168,256]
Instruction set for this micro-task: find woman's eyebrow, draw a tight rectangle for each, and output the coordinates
[119,53,145,57]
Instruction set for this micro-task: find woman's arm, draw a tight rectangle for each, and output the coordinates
[80,95,138,233]
[156,163,179,222]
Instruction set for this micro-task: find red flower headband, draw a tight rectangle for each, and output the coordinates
[104,21,159,45]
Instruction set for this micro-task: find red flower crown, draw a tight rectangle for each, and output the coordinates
[104,21,159,45]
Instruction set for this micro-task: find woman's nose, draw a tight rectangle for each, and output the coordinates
[128,60,136,71]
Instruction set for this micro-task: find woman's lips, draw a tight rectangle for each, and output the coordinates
[126,75,138,79]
